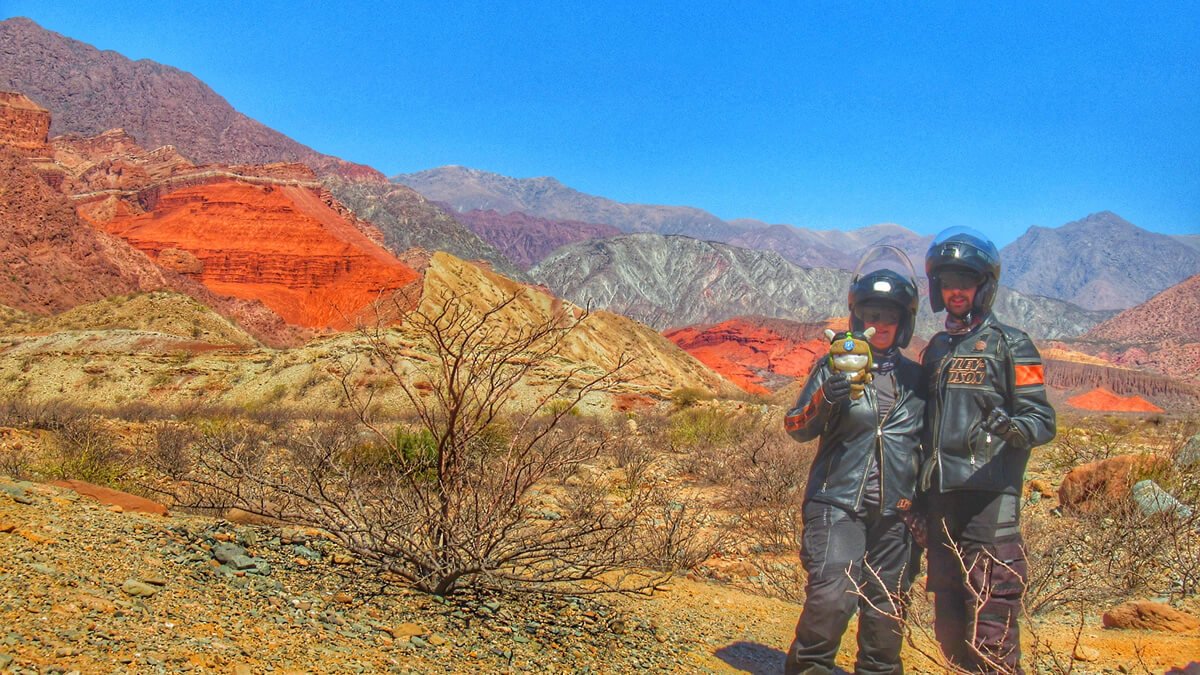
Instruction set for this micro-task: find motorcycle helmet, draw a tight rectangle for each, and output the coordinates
[848,246,920,348]
[925,226,1001,314]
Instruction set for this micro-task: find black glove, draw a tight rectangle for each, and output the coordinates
[823,372,851,403]
[975,395,1028,447]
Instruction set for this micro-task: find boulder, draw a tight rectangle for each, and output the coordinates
[1177,432,1200,468]
[48,479,168,516]
[1058,454,1168,514]
[1130,479,1194,519]
[1103,601,1200,633]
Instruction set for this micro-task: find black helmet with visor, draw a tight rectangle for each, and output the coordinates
[848,246,919,349]
[925,226,1001,314]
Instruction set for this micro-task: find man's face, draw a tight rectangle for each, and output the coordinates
[939,268,980,317]
[855,302,901,350]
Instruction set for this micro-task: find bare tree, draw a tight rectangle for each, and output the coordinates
[163,290,679,596]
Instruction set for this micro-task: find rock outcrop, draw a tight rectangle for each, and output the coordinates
[0,90,49,154]
[1058,454,1170,514]
[1103,601,1200,633]
[92,180,420,328]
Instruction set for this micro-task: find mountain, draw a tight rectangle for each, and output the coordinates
[0,17,376,179]
[1072,274,1200,381]
[319,176,527,281]
[448,209,622,270]
[393,165,752,241]
[530,234,850,330]
[0,143,142,314]
[1000,211,1200,310]
[530,233,1110,338]
[0,18,518,275]
[1173,234,1200,253]
[727,221,932,271]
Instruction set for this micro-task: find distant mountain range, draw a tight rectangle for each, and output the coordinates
[530,233,1109,338]
[1000,211,1200,311]
[394,166,752,241]
[447,208,621,270]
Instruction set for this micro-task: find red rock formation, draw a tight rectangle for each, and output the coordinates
[0,91,49,155]
[0,146,142,313]
[1066,388,1164,413]
[1045,359,1197,409]
[666,317,833,395]
[90,180,420,328]
[1058,454,1169,514]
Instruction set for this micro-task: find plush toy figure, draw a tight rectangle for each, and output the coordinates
[824,327,876,399]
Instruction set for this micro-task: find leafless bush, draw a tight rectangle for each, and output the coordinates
[158,291,676,596]
[639,488,733,572]
[1046,424,1134,471]
[45,414,129,486]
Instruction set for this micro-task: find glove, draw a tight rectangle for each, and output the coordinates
[900,511,928,549]
[822,372,851,404]
[975,395,1028,447]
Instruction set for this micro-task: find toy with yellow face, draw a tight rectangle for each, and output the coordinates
[824,327,876,399]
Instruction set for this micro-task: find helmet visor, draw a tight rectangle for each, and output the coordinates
[853,302,902,325]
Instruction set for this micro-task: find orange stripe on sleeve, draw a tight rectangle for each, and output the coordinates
[1014,364,1044,387]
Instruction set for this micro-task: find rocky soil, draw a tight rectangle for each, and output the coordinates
[3,473,1198,674]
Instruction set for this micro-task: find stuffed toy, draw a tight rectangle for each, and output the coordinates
[824,327,875,399]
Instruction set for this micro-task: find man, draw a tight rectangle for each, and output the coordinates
[784,267,925,675]
[921,227,1056,673]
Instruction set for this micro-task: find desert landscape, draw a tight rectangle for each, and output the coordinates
[1,13,1198,674]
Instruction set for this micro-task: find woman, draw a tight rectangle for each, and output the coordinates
[783,265,926,675]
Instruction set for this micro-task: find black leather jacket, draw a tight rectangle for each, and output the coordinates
[785,356,926,516]
[922,313,1056,495]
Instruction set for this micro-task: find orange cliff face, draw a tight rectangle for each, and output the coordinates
[86,180,420,328]
[666,317,832,395]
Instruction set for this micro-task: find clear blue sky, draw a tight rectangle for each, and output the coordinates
[5,1,1198,245]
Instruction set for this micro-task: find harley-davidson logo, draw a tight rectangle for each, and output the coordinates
[946,356,987,385]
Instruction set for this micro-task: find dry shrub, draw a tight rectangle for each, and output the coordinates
[154,292,679,597]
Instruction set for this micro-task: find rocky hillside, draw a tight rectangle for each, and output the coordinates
[449,208,622,270]
[0,253,730,411]
[1000,212,1200,310]
[531,234,1110,339]
[1069,275,1200,382]
[0,18,376,179]
[320,176,524,281]
[1175,234,1200,252]
[530,234,851,330]
[0,19,517,275]
[727,221,932,272]
[0,145,143,314]
[393,166,752,241]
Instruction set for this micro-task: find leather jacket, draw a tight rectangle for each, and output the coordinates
[922,313,1056,495]
[785,355,926,517]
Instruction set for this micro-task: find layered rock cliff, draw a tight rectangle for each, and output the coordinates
[0,90,49,155]
[664,317,834,394]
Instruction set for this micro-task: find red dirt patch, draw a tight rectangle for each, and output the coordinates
[1067,387,1164,413]
[48,479,169,516]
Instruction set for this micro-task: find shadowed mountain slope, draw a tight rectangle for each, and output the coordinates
[1000,211,1200,310]
[449,208,622,270]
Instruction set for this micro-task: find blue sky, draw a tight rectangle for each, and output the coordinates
[5,1,1198,245]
